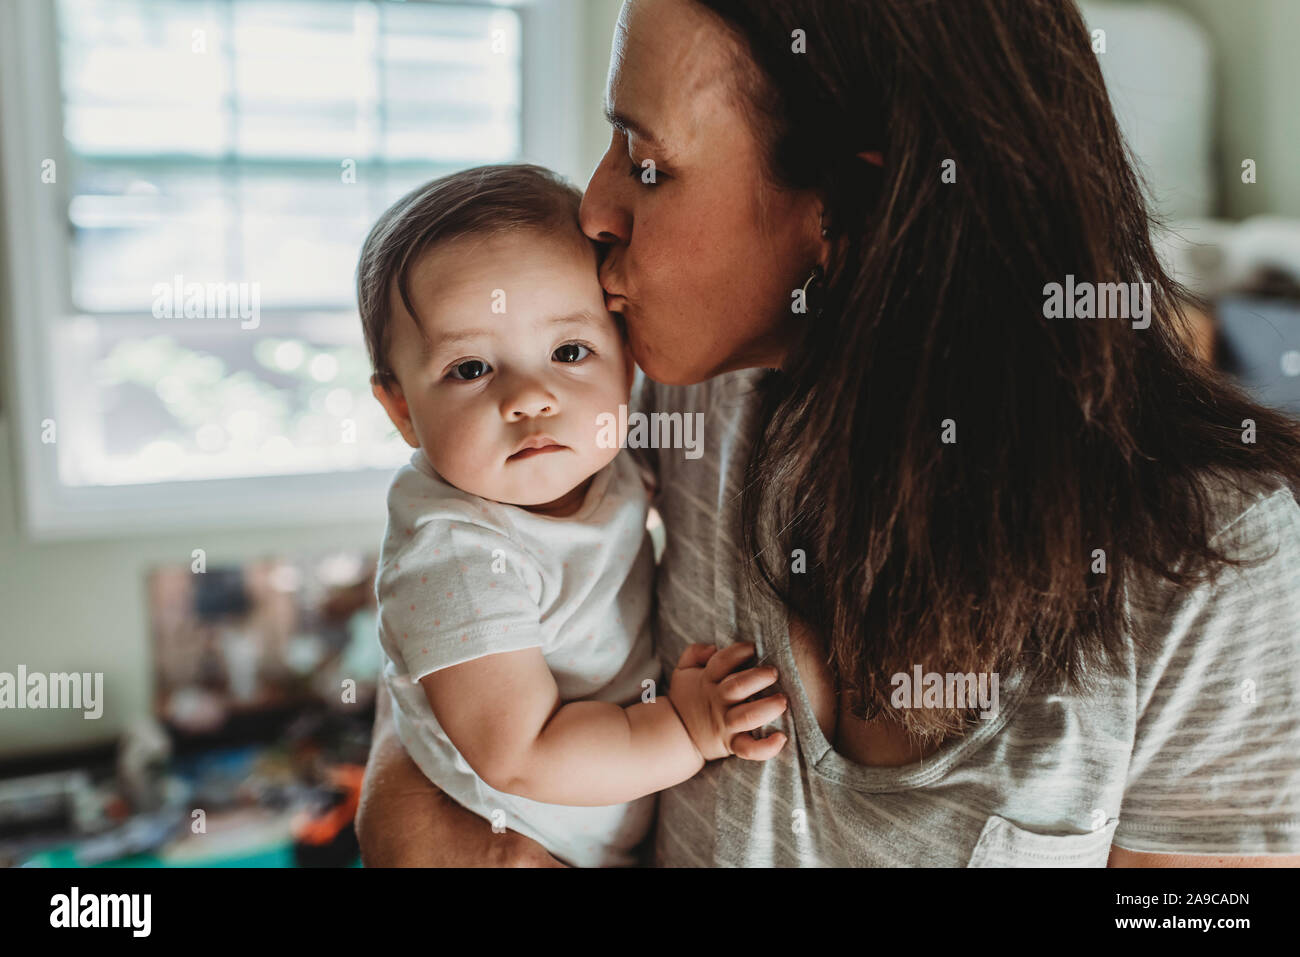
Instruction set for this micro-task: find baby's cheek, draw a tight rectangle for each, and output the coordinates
[583,395,627,458]
[429,419,496,488]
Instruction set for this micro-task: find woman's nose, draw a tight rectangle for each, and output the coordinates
[579,145,631,247]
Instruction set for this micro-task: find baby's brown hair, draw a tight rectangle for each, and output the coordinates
[356,163,585,388]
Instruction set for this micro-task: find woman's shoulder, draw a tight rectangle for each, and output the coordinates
[1115,471,1300,856]
[1126,470,1300,642]
[1199,472,1300,554]
[628,367,771,487]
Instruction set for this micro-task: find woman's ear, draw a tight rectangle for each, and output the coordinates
[812,198,836,274]
[371,374,421,448]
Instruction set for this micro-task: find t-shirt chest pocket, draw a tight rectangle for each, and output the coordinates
[966,815,1119,867]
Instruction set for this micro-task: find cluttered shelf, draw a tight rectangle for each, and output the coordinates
[2,550,381,868]
[2,706,373,869]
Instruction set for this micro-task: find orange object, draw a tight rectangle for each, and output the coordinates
[291,764,364,846]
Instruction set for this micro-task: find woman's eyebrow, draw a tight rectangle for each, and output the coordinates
[604,105,673,159]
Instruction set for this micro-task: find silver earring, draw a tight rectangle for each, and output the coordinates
[801,265,825,317]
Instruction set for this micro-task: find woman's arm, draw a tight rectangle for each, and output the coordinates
[356,685,568,867]
[1108,847,1300,867]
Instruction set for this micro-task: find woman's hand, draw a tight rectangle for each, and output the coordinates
[665,642,789,762]
[357,686,569,867]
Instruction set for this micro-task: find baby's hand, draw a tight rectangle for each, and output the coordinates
[666,642,789,762]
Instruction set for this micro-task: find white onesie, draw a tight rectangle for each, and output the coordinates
[374,447,660,867]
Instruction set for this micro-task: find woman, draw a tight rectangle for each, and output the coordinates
[358,0,1300,866]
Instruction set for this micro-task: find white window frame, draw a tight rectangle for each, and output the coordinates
[0,0,582,541]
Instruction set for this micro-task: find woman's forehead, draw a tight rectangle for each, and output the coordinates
[609,0,748,152]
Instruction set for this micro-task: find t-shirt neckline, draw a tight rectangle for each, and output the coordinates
[755,566,1039,794]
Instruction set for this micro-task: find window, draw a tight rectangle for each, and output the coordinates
[0,0,582,538]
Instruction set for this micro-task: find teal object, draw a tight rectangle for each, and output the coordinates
[25,842,300,868]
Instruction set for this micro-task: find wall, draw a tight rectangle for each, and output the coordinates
[1140,0,1300,219]
[579,1,625,182]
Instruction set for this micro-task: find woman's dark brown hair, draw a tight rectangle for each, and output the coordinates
[697,0,1300,740]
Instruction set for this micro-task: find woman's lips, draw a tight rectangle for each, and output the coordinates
[603,290,626,310]
[508,444,567,461]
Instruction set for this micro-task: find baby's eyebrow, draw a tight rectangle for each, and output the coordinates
[429,328,492,351]
[424,312,600,360]
[544,310,601,330]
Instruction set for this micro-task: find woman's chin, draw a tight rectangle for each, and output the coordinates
[633,347,708,387]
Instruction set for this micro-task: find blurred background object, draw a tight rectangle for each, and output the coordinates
[2,0,1299,865]
[1080,0,1300,409]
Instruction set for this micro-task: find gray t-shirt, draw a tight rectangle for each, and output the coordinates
[633,367,1300,866]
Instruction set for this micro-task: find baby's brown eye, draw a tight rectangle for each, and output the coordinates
[553,343,591,363]
[448,359,490,380]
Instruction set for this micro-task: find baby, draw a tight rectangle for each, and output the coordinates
[356,163,788,867]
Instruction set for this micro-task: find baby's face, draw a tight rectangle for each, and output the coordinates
[378,230,634,512]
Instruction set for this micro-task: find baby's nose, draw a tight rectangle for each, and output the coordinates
[509,399,553,419]
[502,383,557,419]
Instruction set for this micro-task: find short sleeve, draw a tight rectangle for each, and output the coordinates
[1115,487,1300,855]
[377,518,544,681]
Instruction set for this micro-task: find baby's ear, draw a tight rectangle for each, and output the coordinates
[371,374,420,448]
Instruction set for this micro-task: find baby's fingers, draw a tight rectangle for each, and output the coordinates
[675,643,719,671]
[718,665,780,704]
[724,692,788,735]
[702,641,757,681]
[730,730,788,761]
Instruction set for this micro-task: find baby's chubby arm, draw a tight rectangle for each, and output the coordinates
[418,641,787,806]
